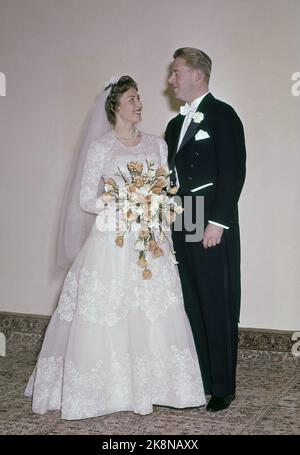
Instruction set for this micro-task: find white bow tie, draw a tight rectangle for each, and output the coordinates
[180,103,197,116]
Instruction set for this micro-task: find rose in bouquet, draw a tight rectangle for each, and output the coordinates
[102,159,183,279]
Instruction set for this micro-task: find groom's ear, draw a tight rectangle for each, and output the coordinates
[194,69,205,84]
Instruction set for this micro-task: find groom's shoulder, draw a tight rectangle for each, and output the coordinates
[166,113,181,130]
[210,95,241,121]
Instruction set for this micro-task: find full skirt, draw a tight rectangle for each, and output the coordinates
[25,222,205,420]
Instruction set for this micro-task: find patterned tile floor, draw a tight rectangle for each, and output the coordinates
[0,342,299,435]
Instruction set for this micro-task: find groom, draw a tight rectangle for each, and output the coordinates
[165,48,246,412]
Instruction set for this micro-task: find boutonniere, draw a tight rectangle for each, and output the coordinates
[192,112,204,124]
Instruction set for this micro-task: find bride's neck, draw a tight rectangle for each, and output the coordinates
[113,122,138,139]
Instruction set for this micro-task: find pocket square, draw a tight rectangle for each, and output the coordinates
[195,129,210,140]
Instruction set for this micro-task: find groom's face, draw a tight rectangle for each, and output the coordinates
[168,57,196,103]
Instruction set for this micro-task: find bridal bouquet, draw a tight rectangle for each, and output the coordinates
[102,160,183,279]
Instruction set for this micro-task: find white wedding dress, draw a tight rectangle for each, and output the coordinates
[25,131,206,420]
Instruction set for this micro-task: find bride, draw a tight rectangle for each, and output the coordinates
[25,75,206,420]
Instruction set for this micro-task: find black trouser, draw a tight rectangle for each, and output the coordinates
[173,227,238,396]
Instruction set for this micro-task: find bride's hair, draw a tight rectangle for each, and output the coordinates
[105,76,138,125]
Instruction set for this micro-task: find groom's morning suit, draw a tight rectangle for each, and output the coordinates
[165,93,246,396]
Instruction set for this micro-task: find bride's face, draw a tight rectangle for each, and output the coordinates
[116,87,143,125]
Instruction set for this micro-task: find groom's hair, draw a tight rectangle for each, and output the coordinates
[173,48,212,83]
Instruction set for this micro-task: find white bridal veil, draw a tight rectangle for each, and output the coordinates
[57,76,120,267]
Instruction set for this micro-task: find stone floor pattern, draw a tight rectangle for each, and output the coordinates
[0,340,299,435]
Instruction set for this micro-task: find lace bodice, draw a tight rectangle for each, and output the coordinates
[80,131,168,215]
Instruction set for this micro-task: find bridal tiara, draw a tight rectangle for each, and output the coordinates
[104,74,121,91]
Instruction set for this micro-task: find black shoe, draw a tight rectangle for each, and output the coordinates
[206,394,236,412]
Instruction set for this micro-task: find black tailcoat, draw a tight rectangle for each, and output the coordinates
[165,93,246,395]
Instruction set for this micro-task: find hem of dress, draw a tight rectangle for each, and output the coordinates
[25,396,206,420]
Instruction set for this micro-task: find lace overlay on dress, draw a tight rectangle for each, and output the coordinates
[26,346,203,419]
[57,254,181,326]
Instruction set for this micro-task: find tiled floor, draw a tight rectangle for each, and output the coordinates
[0,341,299,435]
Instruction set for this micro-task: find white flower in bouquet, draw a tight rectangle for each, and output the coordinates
[148,169,156,178]
[118,187,128,199]
[149,220,160,230]
[138,186,149,196]
[174,204,184,214]
[96,198,105,210]
[100,159,183,279]
[136,206,144,216]
[169,249,179,264]
[134,238,146,251]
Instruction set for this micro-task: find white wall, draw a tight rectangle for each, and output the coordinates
[0,0,299,330]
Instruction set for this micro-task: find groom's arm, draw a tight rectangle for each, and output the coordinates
[209,104,246,228]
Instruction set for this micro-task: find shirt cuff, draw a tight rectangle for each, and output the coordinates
[208,220,230,230]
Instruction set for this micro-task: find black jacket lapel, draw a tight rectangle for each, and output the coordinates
[179,120,200,151]
[168,114,184,170]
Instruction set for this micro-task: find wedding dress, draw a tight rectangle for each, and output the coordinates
[25,131,206,420]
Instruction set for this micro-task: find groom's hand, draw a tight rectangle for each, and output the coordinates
[203,224,223,248]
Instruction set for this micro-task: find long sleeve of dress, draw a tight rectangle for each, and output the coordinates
[79,141,105,215]
[158,137,169,168]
